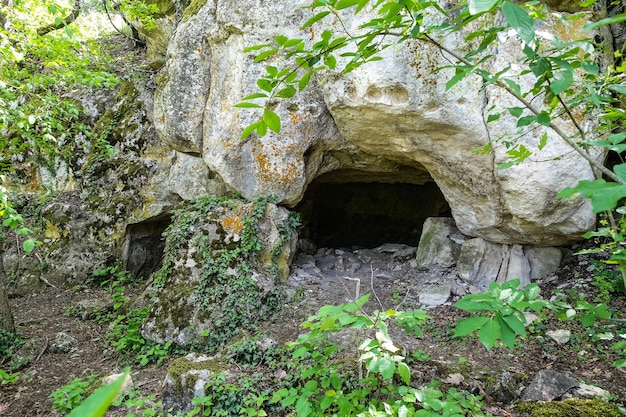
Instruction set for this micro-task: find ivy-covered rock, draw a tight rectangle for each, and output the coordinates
[141,197,298,348]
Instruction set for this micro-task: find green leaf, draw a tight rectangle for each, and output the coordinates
[336,0,361,10]
[254,48,278,62]
[517,115,536,127]
[530,57,551,77]
[263,109,281,134]
[501,313,526,336]
[276,85,297,99]
[538,132,548,150]
[557,179,626,213]
[241,92,268,100]
[608,84,626,95]
[241,122,260,140]
[67,371,128,417]
[22,239,35,253]
[501,1,535,45]
[584,14,626,32]
[550,69,574,95]
[257,79,274,92]
[243,43,272,52]
[295,396,313,417]
[469,0,499,14]
[497,315,516,349]
[479,319,501,350]
[397,362,411,384]
[453,316,490,337]
[377,357,396,380]
[537,112,550,127]
[299,71,314,91]
[301,11,331,28]
[508,107,523,117]
[233,102,263,109]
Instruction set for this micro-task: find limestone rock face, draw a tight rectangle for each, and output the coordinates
[154,0,598,246]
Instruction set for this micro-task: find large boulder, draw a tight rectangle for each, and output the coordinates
[154,0,599,246]
[141,197,298,347]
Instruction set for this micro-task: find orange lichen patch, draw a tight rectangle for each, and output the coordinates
[221,214,244,235]
[289,111,309,124]
[253,140,304,186]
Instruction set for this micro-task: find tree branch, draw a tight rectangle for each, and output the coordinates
[36,0,81,36]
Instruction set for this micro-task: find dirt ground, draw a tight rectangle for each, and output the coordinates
[1,245,625,417]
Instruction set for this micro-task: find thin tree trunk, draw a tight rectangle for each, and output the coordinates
[0,254,15,334]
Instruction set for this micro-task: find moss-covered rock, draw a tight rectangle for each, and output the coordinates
[163,353,229,414]
[515,398,623,417]
[141,196,298,350]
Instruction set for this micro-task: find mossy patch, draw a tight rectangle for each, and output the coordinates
[181,0,208,22]
[515,398,623,417]
[167,354,228,394]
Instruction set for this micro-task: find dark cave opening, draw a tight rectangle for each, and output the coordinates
[295,180,450,249]
[122,215,170,280]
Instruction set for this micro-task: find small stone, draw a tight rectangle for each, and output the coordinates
[101,373,133,401]
[418,285,451,308]
[523,312,539,327]
[442,373,465,385]
[567,383,611,401]
[485,371,519,404]
[521,370,578,402]
[546,329,571,345]
[50,332,77,354]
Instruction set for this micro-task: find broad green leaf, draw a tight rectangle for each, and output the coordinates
[453,316,490,337]
[324,54,337,70]
[67,372,128,417]
[257,120,268,137]
[530,57,551,77]
[295,396,313,417]
[479,319,501,350]
[241,121,259,139]
[614,163,626,182]
[397,362,411,384]
[608,84,626,95]
[537,112,550,127]
[497,315,516,349]
[453,298,492,312]
[501,313,526,336]
[517,115,536,127]
[469,0,499,15]
[508,107,523,117]
[263,109,281,134]
[257,79,274,92]
[23,239,35,253]
[299,71,314,91]
[550,69,574,95]
[275,35,288,46]
[377,357,396,380]
[557,179,626,213]
[301,11,331,28]
[254,48,278,62]
[501,1,535,45]
[276,85,297,99]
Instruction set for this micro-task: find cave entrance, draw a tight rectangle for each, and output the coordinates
[295,176,450,249]
[122,215,171,279]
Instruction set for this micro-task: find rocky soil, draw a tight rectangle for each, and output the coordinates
[1,243,625,416]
